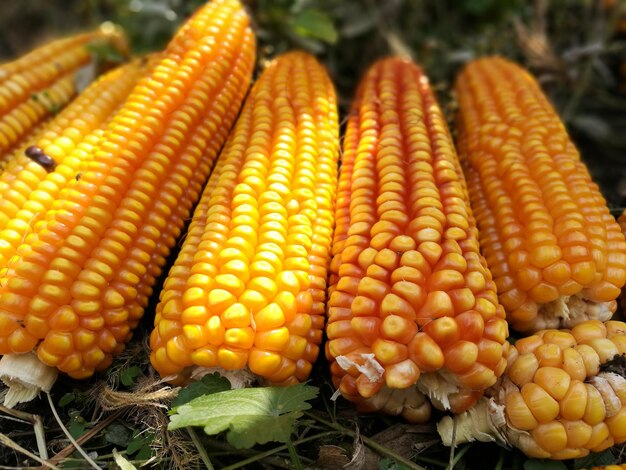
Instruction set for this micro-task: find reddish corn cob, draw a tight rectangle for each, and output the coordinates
[0,0,255,407]
[0,28,128,161]
[438,320,626,459]
[150,51,339,386]
[0,59,148,268]
[455,57,626,333]
[325,57,509,423]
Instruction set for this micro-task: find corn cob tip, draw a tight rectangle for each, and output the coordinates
[439,320,626,459]
[0,353,58,408]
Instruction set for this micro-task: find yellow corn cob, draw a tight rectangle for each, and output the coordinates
[455,57,626,333]
[588,466,626,470]
[149,50,339,386]
[325,57,509,423]
[0,59,148,268]
[0,28,128,160]
[438,320,626,459]
[0,0,255,407]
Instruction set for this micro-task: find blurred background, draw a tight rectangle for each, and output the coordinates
[2,0,625,209]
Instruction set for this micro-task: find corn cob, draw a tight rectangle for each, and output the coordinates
[0,59,148,266]
[149,50,339,386]
[588,466,626,470]
[0,0,255,407]
[324,57,509,423]
[455,57,626,333]
[438,320,626,459]
[0,28,128,162]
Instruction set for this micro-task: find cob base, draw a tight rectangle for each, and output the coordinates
[438,366,626,459]
[170,366,257,390]
[0,353,58,408]
[532,294,615,331]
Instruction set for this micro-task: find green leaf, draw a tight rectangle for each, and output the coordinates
[68,416,86,440]
[171,373,231,408]
[169,383,318,448]
[120,366,141,387]
[105,423,131,447]
[524,460,567,470]
[127,432,153,460]
[289,9,338,44]
[573,450,617,469]
[59,392,75,407]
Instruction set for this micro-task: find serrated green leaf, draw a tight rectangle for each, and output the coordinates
[289,9,338,44]
[524,460,567,470]
[120,366,141,387]
[105,423,131,447]
[573,450,617,469]
[168,383,318,448]
[171,373,231,408]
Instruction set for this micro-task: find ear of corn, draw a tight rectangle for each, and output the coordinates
[325,57,509,423]
[438,319,626,459]
[0,59,148,269]
[0,29,128,163]
[455,57,626,333]
[0,0,255,407]
[149,50,339,386]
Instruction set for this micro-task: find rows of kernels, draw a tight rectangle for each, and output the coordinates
[0,61,146,268]
[455,57,626,332]
[0,0,255,379]
[325,57,508,421]
[502,320,626,458]
[0,32,121,155]
[0,74,76,163]
[150,51,338,385]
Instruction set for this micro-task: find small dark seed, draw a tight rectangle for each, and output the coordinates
[25,145,57,172]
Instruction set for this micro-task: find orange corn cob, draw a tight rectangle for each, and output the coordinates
[150,51,339,386]
[455,57,626,333]
[325,57,509,423]
[588,466,626,470]
[0,59,148,267]
[438,320,626,459]
[0,28,128,161]
[0,0,255,407]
